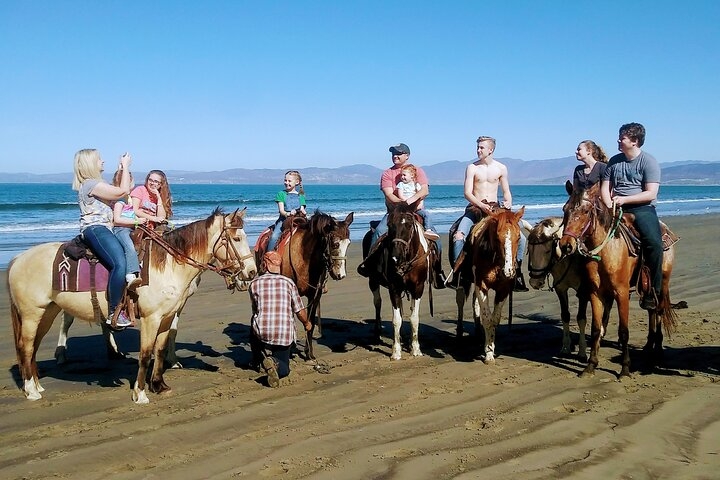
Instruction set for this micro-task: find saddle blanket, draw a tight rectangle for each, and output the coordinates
[52,247,109,293]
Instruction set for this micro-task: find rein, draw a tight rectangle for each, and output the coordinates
[577,204,623,261]
[137,221,253,291]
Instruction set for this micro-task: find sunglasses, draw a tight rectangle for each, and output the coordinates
[147,178,162,185]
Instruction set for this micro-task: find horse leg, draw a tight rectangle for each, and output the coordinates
[390,295,403,360]
[150,325,172,394]
[472,288,494,363]
[313,302,322,340]
[455,287,466,338]
[575,291,589,363]
[616,293,631,379]
[16,303,60,400]
[409,298,423,357]
[371,284,382,340]
[132,317,159,404]
[304,302,319,361]
[557,289,573,357]
[581,293,604,377]
[165,314,182,369]
[54,311,74,366]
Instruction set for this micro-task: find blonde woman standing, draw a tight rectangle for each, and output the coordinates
[72,149,133,330]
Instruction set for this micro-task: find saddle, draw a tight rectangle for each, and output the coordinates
[254,217,304,273]
[616,216,679,298]
[52,234,149,328]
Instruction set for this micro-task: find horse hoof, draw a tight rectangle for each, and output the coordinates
[132,388,150,404]
[579,366,596,377]
[169,362,183,369]
[391,353,402,361]
[54,346,68,365]
[25,391,42,401]
[482,356,496,365]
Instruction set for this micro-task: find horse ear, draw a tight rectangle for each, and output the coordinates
[520,219,533,237]
[515,206,525,220]
[344,212,354,225]
[565,180,573,196]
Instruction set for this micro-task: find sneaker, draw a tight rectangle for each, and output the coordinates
[106,310,132,331]
[423,230,440,241]
[262,356,280,388]
[126,274,142,290]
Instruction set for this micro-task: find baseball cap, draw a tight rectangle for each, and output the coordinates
[263,251,282,273]
[389,143,410,155]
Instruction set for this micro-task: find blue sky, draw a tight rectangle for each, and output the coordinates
[2,1,719,174]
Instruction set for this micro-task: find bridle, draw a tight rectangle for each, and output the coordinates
[562,197,623,261]
[137,218,254,291]
[389,214,425,277]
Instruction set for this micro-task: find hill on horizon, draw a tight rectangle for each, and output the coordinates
[2,158,719,185]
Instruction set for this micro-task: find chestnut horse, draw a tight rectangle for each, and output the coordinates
[274,211,354,360]
[559,182,676,378]
[523,217,611,361]
[450,207,525,364]
[363,205,432,360]
[8,208,256,403]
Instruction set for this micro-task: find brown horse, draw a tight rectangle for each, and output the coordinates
[559,182,676,378]
[363,205,431,360]
[271,211,354,360]
[451,207,525,364]
[8,208,256,403]
[523,216,610,361]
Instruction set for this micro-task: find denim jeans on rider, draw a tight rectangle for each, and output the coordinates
[82,224,127,314]
[113,226,140,276]
[624,204,663,294]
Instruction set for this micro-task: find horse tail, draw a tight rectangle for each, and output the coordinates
[659,292,678,338]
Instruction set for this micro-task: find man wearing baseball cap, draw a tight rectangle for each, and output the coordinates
[248,251,311,387]
[357,143,446,288]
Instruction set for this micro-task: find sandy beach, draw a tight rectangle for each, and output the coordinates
[1,214,719,479]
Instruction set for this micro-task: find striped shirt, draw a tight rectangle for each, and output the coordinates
[249,273,305,346]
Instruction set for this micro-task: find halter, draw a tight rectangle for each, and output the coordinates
[389,218,425,277]
[563,197,623,261]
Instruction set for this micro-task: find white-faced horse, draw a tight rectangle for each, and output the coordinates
[9,208,256,403]
[451,207,525,364]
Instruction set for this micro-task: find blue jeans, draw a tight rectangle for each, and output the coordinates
[625,204,663,294]
[250,333,291,378]
[269,217,285,251]
[113,226,140,275]
[370,211,442,256]
[451,207,526,264]
[82,224,127,313]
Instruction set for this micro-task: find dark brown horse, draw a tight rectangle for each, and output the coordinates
[362,205,431,360]
[523,216,610,362]
[559,182,676,378]
[269,211,354,360]
[450,207,525,364]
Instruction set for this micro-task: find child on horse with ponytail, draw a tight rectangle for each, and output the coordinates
[269,170,307,251]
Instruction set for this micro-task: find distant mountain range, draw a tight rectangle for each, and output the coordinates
[2,158,719,185]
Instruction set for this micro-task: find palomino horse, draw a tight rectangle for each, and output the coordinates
[9,208,256,403]
[450,207,525,364]
[273,211,354,360]
[559,182,676,377]
[522,217,610,361]
[363,205,431,360]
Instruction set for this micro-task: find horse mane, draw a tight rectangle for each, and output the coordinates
[150,207,223,269]
[308,209,335,237]
[529,217,563,243]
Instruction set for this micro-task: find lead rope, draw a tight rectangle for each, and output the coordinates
[584,205,623,261]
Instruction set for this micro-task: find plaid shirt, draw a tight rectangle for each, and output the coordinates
[249,273,305,346]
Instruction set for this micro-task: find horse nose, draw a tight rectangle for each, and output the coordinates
[559,237,574,255]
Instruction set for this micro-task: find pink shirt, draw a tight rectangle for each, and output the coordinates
[380,165,429,209]
[130,185,158,217]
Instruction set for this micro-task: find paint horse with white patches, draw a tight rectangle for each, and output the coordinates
[450,207,525,363]
[9,208,256,403]
[522,217,610,362]
[362,204,432,360]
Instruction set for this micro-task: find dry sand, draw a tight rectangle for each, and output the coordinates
[1,214,719,479]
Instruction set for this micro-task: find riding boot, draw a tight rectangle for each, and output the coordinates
[514,261,529,292]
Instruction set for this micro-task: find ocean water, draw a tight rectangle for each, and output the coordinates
[1,183,719,269]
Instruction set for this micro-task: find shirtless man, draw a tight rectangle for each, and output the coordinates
[447,136,528,291]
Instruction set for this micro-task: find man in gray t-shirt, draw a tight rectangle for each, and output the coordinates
[600,123,663,310]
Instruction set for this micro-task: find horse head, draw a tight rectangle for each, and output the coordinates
[386,204,421,277]
[559,181,602,256]
[493,207,525,278]
[212,207,257,291]
[312,211,354,280]
[526,217,564,290]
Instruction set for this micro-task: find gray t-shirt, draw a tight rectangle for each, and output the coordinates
[603,150,661,205]
[79,179,113,231]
